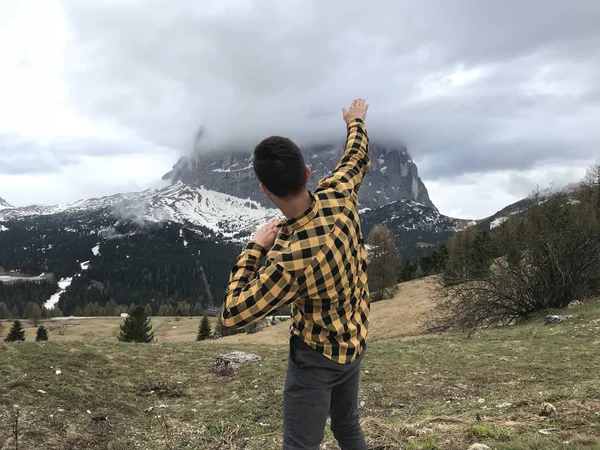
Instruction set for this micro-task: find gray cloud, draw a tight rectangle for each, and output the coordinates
[59,0,600,179]
[2,0,599,216]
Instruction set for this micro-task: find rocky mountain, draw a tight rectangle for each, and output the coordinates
[0,182,278,239]
[0,197,12,208]
[360,199,459,261]
[0,142,462,317]
[0,185,255,316]
[164,143,434,210]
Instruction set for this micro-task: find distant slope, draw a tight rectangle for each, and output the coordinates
[476,184,580,231]
[360,200,458,260]
[211,276,437,345]
[0,197,12,208]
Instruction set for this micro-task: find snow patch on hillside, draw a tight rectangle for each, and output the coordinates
[490,216,508,229]
[44,277,73,310]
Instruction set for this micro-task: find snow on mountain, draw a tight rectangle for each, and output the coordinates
[127,182,280,237]
[0,182,279,240]
[44,277,74,310]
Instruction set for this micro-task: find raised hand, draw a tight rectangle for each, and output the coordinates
[342,98,369,124]
[253,218,280,251]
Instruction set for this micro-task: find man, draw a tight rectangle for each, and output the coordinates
[222,98,370,450]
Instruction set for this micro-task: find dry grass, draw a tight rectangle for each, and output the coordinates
[213,277,437,346]
[2,303,600,449]
[1,277,435,345]
[0,316,214,343]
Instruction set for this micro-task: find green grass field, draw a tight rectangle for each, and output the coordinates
[1,303,600,449]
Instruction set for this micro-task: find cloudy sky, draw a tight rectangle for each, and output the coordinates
[1,0,599,218]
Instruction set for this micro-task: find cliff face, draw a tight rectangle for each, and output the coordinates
[163,143,434,210]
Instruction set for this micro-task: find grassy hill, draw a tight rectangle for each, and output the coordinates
[1,281,600,449]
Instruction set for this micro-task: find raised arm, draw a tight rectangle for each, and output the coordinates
[317,98,370,196]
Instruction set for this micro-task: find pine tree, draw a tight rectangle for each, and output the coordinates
[366,225,401,301]
[30,303,42,326]
[0,302,10,319]
[176,301,191,317]
[5,320,26,342]
[50,306,64,318]
[118,306,154,343]
[197,315,211,341]
[104,299,118,316]
[36,326,49,341]
[144,304,153,317]
[192,303,203,316]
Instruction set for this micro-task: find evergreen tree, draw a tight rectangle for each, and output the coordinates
[176,301,191,317]
[144,304,153,317]
[158,304,168,316]
[30,304,42,326]
[4,320,25,342]
[118,306,154,343]
[366,225,401,301]
[74,305,84,317]
[0,302,10,319]
[165,304,174,316]
[104,299,118,316]
[197,315,211,341]
[50,306,63,318]
[23,301,35,319]
[11,306,19,319]
[36,326,49,341]
[192,303,203,316]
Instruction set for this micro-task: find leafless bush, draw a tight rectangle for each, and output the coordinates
[429,192,600,333]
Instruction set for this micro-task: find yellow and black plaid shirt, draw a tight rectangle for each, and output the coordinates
[222,118,370,364]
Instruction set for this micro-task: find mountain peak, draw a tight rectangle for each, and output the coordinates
[164,143,435,210]
[0,197,12,208]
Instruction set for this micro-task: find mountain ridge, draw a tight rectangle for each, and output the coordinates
[164,142,435,210]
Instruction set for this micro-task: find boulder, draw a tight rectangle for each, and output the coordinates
[468,445,491,450]
[213,351,262,376]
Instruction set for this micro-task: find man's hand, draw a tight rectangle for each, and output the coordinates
[253,218,279,251]
[342,98,369,124]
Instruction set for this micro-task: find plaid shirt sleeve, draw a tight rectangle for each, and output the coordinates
[221,241,298,328]
[317,118,370,196]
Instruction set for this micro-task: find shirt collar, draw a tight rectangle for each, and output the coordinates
[279,192,318,232]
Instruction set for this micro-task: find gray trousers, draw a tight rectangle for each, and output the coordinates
[283,335,367,450]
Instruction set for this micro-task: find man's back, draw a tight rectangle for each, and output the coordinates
[223,117,371,363]
[269,123,370,363]
[222,98,371,450]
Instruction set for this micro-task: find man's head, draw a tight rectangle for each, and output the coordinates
[253,136,311,200]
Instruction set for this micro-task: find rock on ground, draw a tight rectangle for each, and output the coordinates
[540,402,557,417]
[213,351,262,376]
[468,444,492,450]
[544,315,574,325]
